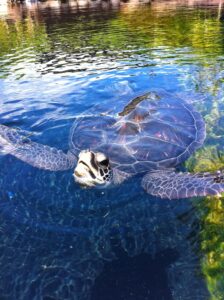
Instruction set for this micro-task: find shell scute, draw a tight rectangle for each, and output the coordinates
[96,143,136,165]
[116,121,140,136]
[70,115,116,153]
[130,136,185,162]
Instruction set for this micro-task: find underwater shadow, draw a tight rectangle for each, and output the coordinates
[91,249,177,300]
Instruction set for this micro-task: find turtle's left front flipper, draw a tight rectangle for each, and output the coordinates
[142,170,224,199]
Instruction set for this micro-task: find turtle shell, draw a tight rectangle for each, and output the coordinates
[69,90,206,174]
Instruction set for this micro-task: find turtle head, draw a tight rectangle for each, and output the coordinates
[73,150,113,188]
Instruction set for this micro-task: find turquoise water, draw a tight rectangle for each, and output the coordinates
[0,1,224,299]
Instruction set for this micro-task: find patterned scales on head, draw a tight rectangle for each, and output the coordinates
[69,91,205,175]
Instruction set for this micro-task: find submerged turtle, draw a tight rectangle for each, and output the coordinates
[1,90,224,199]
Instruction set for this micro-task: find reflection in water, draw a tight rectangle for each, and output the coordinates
[0,0,224,299]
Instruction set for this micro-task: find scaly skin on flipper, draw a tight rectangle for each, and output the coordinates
[142,170,224,200]
[0,125,76,171]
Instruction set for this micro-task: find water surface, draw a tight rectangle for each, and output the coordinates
[0,1,224,299]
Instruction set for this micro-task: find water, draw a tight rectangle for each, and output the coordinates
[0,0,224,299]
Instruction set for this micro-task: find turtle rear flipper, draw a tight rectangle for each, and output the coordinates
[142,169,224,199]
[0,125,76,171]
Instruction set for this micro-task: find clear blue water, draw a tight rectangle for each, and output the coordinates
[0,1,224,299]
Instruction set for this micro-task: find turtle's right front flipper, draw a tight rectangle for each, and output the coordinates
[0,125,76,171]
[142,169,224,200]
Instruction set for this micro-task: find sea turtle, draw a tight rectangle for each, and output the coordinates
[1,89,224,200]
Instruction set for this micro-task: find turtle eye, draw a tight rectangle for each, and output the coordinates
[99,158,109,167]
